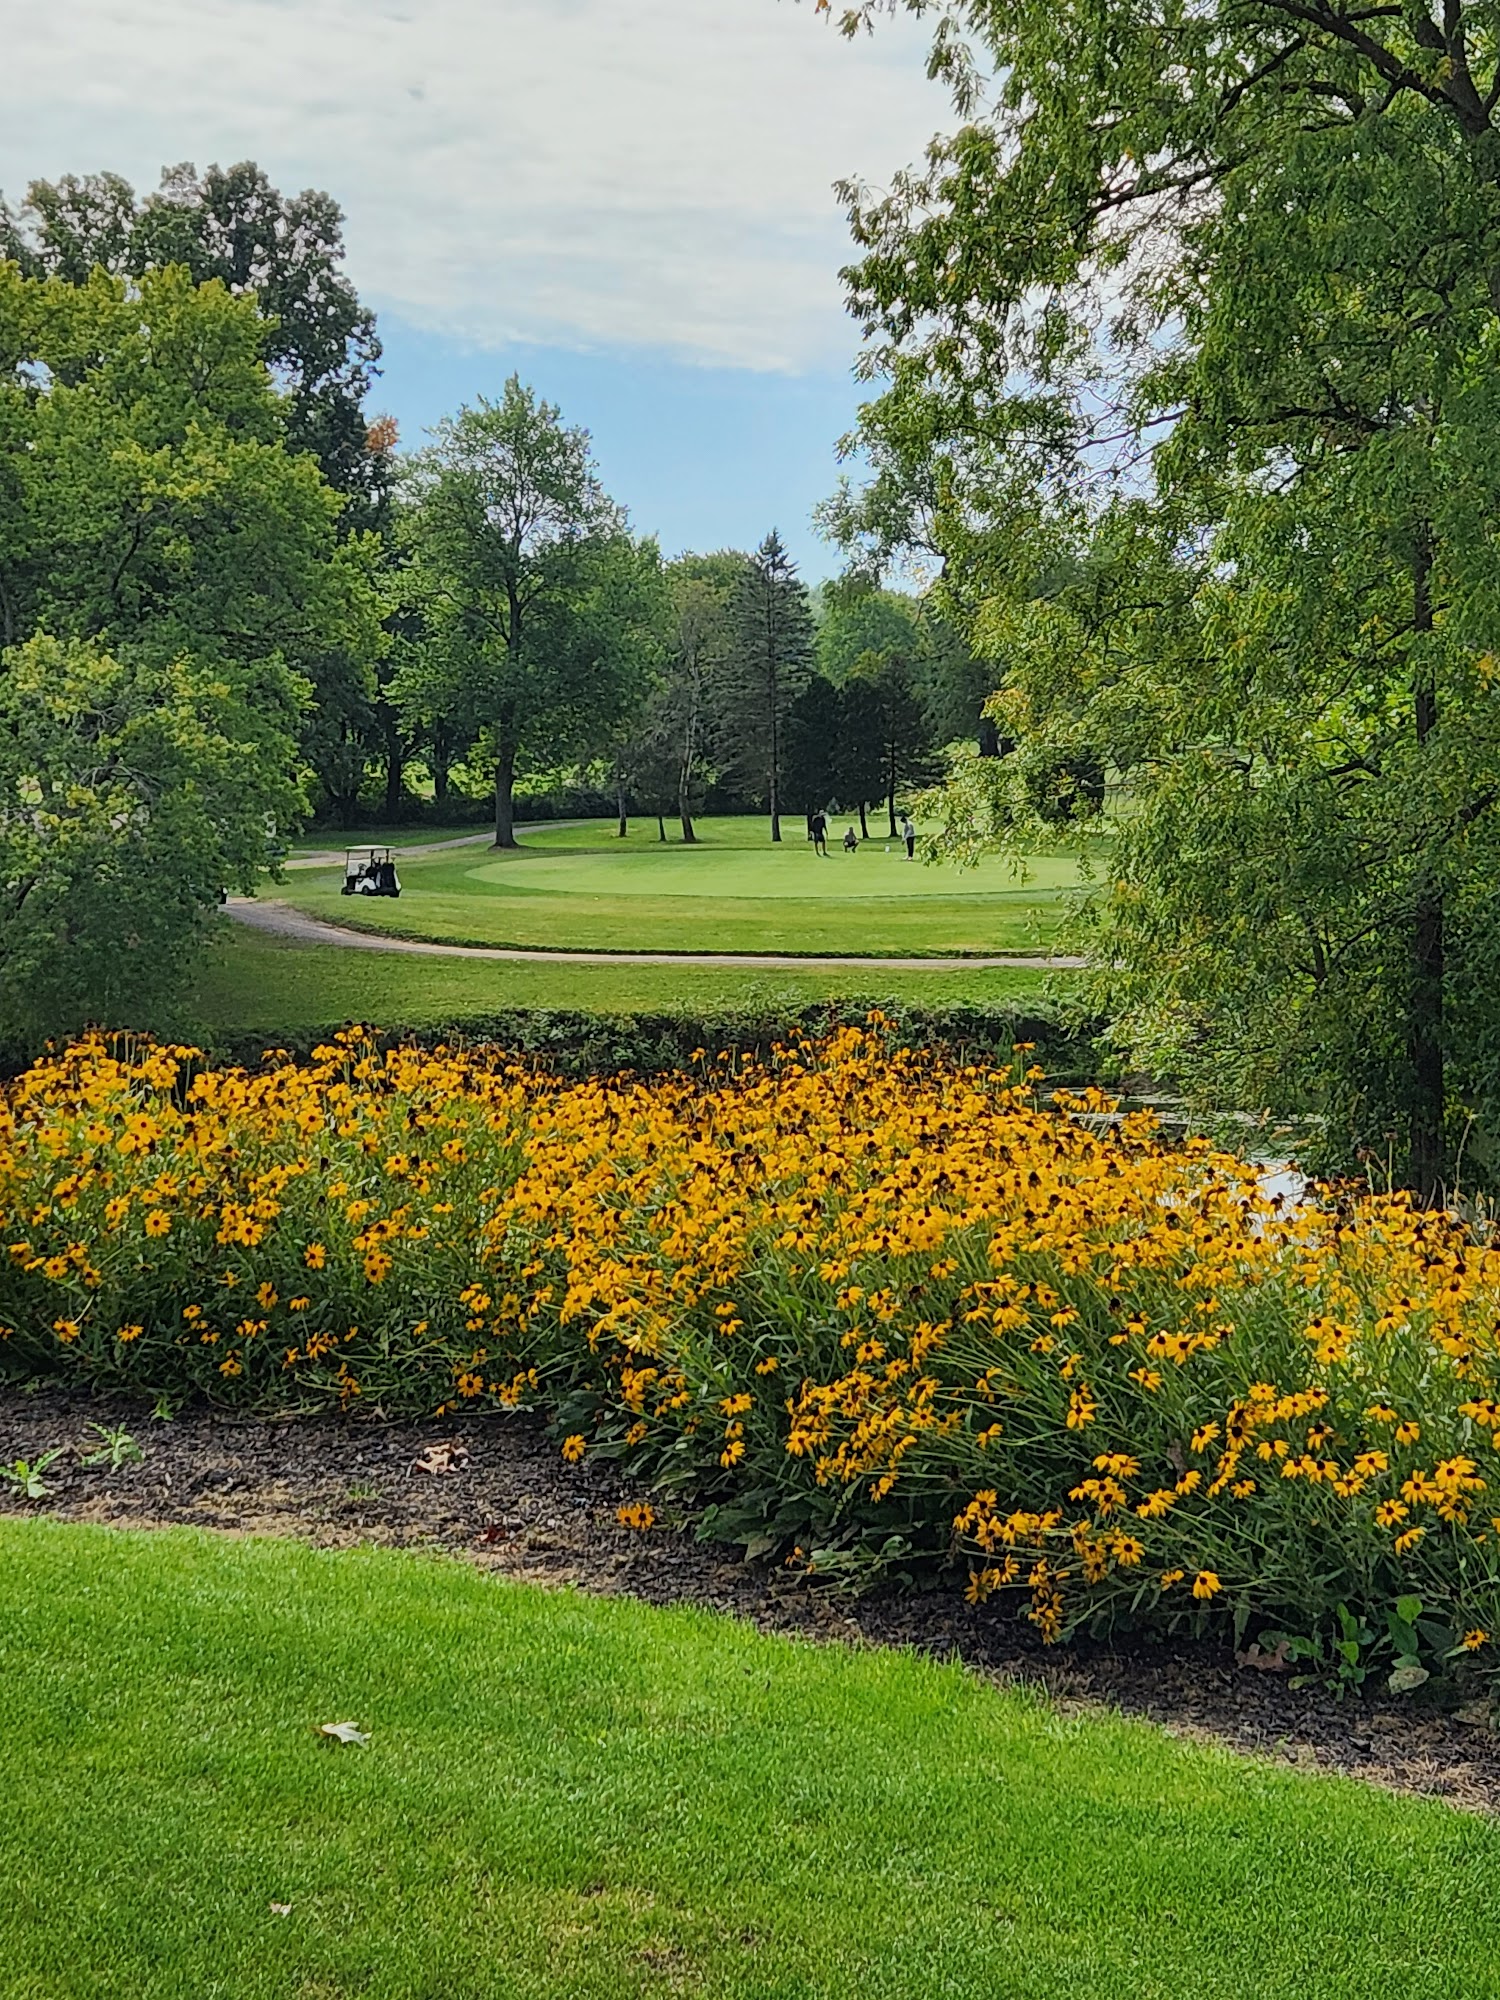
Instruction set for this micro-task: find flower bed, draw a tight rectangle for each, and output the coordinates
[4,1025,1500,1685]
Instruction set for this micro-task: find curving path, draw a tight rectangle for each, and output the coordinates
[225,897,1086,972]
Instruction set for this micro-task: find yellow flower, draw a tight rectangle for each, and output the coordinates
[116,1324,142,1343]
[561,1434,586,1464]
[144,1210,171,1238]
[1460,1629,1489,1651]
[1395,1421,1421,1447]
[616,1501,656,1531]
[1065,1387,1097,1429]
[1192,1571,1222,1600]
[1159,1569,1185,1592]
[304,1243,327,1271]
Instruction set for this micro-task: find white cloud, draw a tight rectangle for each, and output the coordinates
[2,0,946,369]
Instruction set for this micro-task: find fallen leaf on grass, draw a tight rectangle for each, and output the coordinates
[318,1721,370,1746]
[409,1442,469,1478]
[269,1904,292,1917]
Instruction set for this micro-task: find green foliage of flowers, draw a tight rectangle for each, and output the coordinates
[5,1026,1500,1684]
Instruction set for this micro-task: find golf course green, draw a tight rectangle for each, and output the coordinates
[273,816,1089,958]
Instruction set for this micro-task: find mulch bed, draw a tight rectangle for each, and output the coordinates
[4,1389,1499,1812]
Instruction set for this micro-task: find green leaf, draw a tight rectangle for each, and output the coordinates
[1388,1664,1431,1695]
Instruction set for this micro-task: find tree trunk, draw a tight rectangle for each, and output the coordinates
[1407,545,1444,1202]
[978,714,1001,758]
[494,590,523,851]
[768,646,782,841]
[657,813,667,842]
[678,662,701,846]
[1409,885,1444,1201]
[381,716,405,824]
[858,800,869,840]
[431,721,453,809]
[493,713,518,850]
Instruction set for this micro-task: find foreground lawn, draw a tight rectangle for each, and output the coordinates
[185,927,1064,1035]
[275,815,1089,957]
[0,1521,1495,2000]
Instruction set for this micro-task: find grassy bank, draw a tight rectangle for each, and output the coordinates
[0,1518,1493,2000]
[188,926,1070,1038]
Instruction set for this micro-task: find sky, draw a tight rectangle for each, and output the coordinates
[1,0,951,576]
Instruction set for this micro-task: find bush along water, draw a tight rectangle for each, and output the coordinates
[3,1024,1500,1693]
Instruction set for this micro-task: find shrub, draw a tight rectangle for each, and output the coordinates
[4,1025,1500,1685]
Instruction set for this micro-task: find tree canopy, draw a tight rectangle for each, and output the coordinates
[821,0,1500,1194]
[0,259,379,1032]
[395,379,664,847]
[1,162,384,511]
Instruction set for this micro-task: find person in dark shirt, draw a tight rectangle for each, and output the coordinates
[810,809,829,856]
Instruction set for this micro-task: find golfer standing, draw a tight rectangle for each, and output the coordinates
[901,814,916,860]
[810,809,829,856]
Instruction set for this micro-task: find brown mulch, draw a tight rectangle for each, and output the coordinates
[3,1389,1499,1812]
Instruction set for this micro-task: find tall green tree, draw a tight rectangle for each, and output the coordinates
[0,262,379,682]
[0,636,302,1038]
[822,0,1500,1195]
[726,531,814,842]
[846,647,939,837]
[656,553,743,841]
[1,161,383,510]
[782,675,844,820]
[814,585,918,685]
[397,381,659,847]
[0,264,372,1032]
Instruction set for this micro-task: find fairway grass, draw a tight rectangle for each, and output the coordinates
[186,926,1067,1037]
[274,816,1091,958]
[0,1519,1494,2000]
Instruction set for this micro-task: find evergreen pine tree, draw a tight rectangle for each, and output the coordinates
[729,530,814,843]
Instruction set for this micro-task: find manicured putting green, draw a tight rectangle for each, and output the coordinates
[1,1518,1494,2000]
[277,815,1090,957]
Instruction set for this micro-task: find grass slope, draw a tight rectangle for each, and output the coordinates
[186,927,1065,1036]
[274,816,1089,958]
[1,1519,1495,2000]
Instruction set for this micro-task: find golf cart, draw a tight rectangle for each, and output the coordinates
[341,847,401,898]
